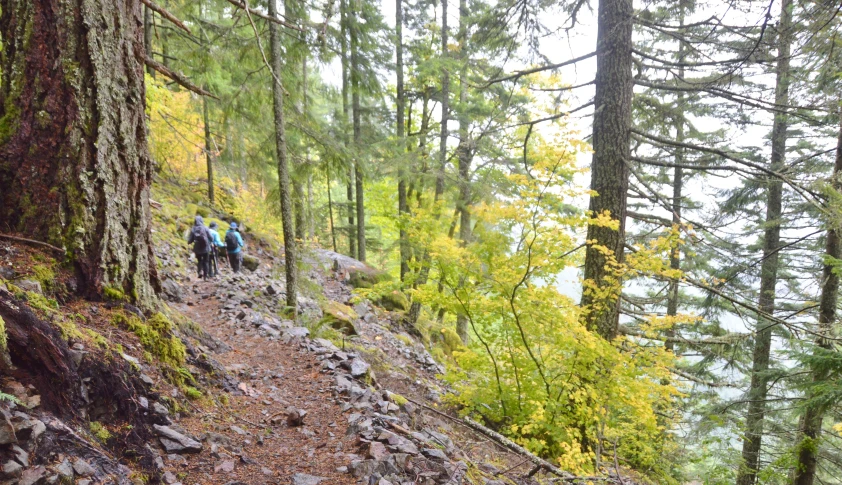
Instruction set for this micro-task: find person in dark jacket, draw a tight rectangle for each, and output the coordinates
[224,222,245,273]
[187,215,213,279]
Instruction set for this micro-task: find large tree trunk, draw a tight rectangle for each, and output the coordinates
[579,0,633,340]
[350,0,366,262]
[267,0,298,316]
[789,116,842,485]
[454,0,471,345]
[144,5,154,78]
[737,2,792,483]
[396,0,409,283]
[0,0,158,306]
[340,0,356,259]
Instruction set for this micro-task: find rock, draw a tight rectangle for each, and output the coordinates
[11,445,28,466]
[121,353,140,366]
[139,396,149,409]
[368,441,390,460]
[286,408,307,427]
[140,374,155,386]
[214,460,236,473]
[376,290,410,312]
[284,327,310,338]
[348,358,370,378]
[153,425,203,454]
[163,471,179,484]
[72,459,97,477]
[18,465,46,485]
[313,338,339,352]
[236,310,247,320]
[259,324,281,338]
[0,459,22,479]
[291,473,325,485]
[161,278,183,303]
[421,448,448,462]
[266,284,278,295]
[484,481,506,485]
[319,301,358,336]
[54,459,73,479]
[153,402,169,416]
[242,254,260,272]
[0,411,16,444]
[16,280,43,295]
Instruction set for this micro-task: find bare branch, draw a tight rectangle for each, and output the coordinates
[141,0,191,34]
[484,51,599,86]
[225,0,306,32]
[142,55,218,99]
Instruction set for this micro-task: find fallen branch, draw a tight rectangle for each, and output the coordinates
[0,233,65,254]
[402,396,576,480]
[225,0,306,32]
[142,55,218,99]
[140,0,191,34]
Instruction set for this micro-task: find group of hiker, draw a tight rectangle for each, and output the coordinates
[187,215,246,280]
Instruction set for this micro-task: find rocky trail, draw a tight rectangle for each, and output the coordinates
[0,224,612,485]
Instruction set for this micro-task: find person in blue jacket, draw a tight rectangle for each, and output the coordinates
[224,222,245,272]
[207,221,226,277]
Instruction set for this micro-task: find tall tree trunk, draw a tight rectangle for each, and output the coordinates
[665,2,687,353]
[144,5,155,78]
[789,117,842,485]
[408,0,449,324]
[350,0,366,262]
[454,0,471,344]
[267,0,298,316]
[340,0,355,259]
[737,2,792,483]
[327,168,338,252]
[579,0,634,340]
[397,0,409,283]
[203,92,215,205]
[0,0,158,306]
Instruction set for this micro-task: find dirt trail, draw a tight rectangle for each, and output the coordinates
[166,278,356,485]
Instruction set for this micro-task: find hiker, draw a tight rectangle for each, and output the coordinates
[187,215,213,280]
[225,222,245,273]
[207,221,226,277]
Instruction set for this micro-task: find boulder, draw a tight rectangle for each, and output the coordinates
[291,473,325,485]
[319,301,358,336]
[153,425,203,454]
[0,411,16,445]
[376,290,409,312]
[242,254,260,272]
[15,280,42,295]
[161,278,183,303]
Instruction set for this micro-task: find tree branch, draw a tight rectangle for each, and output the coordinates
[225,0,306,32]
[142,55,218,99]
[140,0,191,34]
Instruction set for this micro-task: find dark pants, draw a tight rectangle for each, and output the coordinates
[196,253,210,278]
[228,252,242,273]
[209,248,219,277]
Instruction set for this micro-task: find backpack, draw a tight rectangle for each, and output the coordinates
[191,226,210,254]
[225,231,239,252]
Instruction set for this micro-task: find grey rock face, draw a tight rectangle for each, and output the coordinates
[153,425,203,454]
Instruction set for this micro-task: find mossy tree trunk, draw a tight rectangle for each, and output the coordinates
[0,0,159,306]
[267,0,299,317]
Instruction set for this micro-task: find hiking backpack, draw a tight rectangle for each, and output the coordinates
[191,225,210,253]
[225,231,239,252]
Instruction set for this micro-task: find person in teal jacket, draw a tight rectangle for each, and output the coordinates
[224,222,245,272]
[207,221,226,277]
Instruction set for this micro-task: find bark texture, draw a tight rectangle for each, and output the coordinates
[267,0,298,315]
[579,0,634,340]
[350,0,366,262]
[737,2,791,483]
[340,0,356,259]
[203,93,215,205]
[455,0,471,345]
[0,0,158,305]
[396,0,409,283]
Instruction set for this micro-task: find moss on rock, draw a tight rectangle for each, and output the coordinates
[112,312,186,369]
[376,290,409,312]
[319,301,359,335]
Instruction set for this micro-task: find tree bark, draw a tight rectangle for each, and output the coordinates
[579,0,634,340]
[340,0,356,259]
[737,2,791,483]
[789,116,842,485]
[350,0,366,262]
[0,0,158,306]
[397,0,409,283]
[203,91,215,205]
[454,0,471,344]
[267,0,298,316]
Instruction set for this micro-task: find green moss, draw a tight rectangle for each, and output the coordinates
[184,387,202,400]
[89,421,112,442]
[439,327,465,357]
[103,285,126,302]
[319,301,358,336]
[8,283,59,313]
[84,329,109,349]
[389,392,408,406]
[0,316,6,354]
[30,263,57,293]
[376,290,410,312]
[112,312,186,370]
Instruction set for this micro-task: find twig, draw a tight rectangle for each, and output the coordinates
[142,55,218,99]
[0,233,65,254]
[140,0,191,34]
